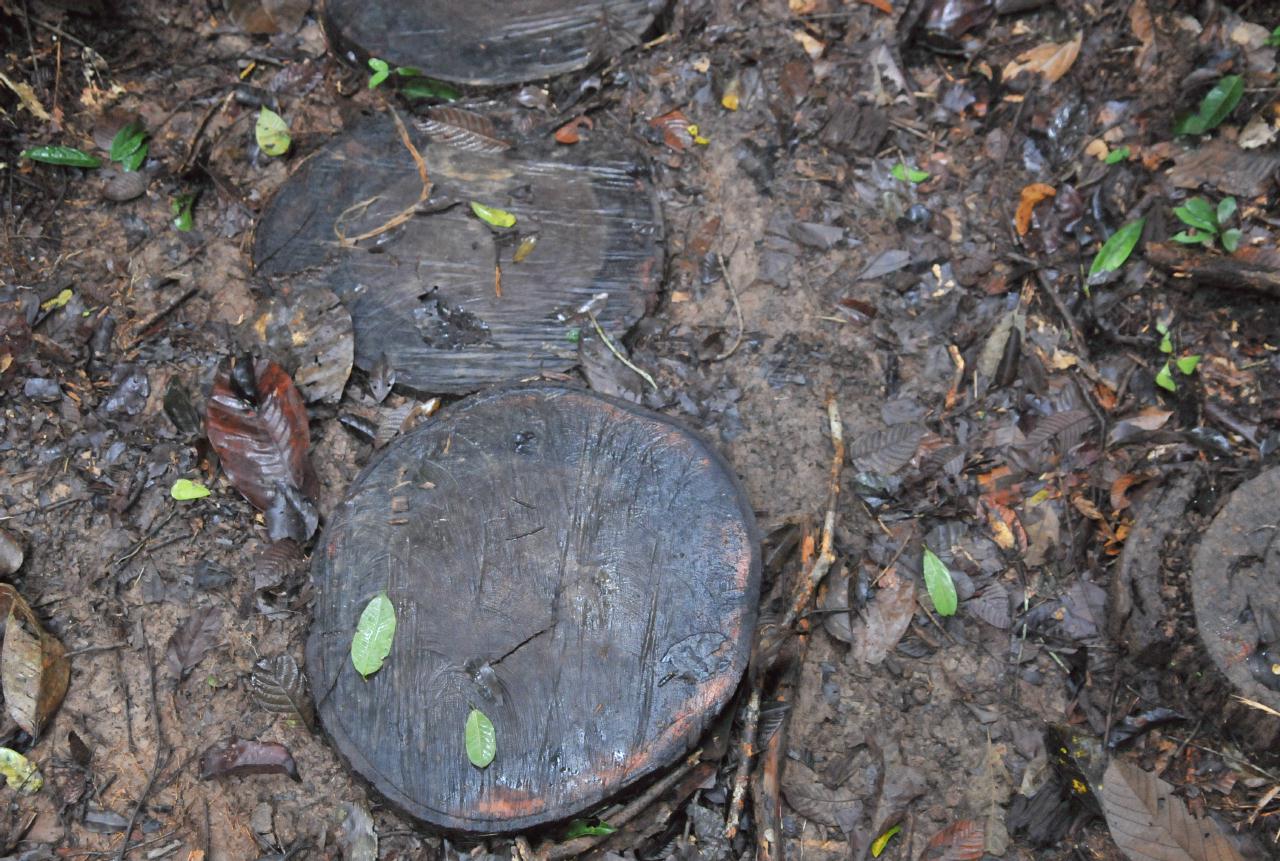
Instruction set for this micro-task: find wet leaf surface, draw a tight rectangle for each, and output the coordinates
[250,654,314,729]
[199,737,300,782]
[0,584,69,738]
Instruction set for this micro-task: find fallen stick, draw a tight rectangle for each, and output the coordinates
[1146,242,1280,299]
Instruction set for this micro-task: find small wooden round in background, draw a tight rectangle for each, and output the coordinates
[307,385,759,832]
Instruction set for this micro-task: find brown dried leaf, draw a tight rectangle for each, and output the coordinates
[1098,758,1247,861]
[649,109,693,151]
[1015,183,1056,236]
[166,607,222,679]
[205,357,318,514]
[1020,409,1094,450]
[251,287,354,405]
[852,574,916,665]
[0,585,69,738]
[199,737,300,782]
[250,654,314,729]
[225,0,309,34]
[417,108,511,153]
[967,581,1011,629]
[920,819,986,860]
[782,760,863,833]
[1003,32,1083,85]
[554,115,593,145]
[848,425,924,475]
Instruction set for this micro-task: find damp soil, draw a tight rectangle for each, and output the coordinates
[2,0,1279,860]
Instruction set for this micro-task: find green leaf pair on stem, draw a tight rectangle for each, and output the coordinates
[1171,195,1240,252]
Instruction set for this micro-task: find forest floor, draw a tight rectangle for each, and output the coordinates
[2,0,1280,859]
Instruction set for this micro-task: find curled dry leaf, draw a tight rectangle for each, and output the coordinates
[199,737,300,782]
[781,760,863,834]
[1015,183,1056,236]
[1003,32,1083,85]
[166,607,223,679]
[205,357,319,526]
[649,108,693,151]
[0,584,69,738]
[554,115,593,145]
[852,572,916,665]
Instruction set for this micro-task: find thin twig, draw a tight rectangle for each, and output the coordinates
[723,687,760,839]
[782,398,844,629]
[586,310,657,391]
[335,103,432,245]
[711,252,745,362]
[116,625,170,861]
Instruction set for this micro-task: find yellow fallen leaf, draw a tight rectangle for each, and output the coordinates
[1003,32,1083,84]
[40,289,72,312]
[0,72,51,121]
[792,30,825,60]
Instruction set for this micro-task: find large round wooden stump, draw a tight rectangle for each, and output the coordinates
[252,115,662,395]
[306,385,759,832]
[322,0,659,87]
[1191,467,1280,753]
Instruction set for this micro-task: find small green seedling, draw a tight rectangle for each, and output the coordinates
[1266,26,1280,48]
[1153,322,1201,392]
[1175,74,1243,136]
[1088,217,1145,281]
[1104,145,1130,165]
[891,162,929,183]
[1172,195,1241,251]
[367,57,460,101]
[109,120,148,172]
[171,193,196,232]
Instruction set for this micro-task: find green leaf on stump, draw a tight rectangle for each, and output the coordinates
[351,592,396,679]
[465,708,496,768]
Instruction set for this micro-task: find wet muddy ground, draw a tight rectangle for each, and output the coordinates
[2,0,1280,859]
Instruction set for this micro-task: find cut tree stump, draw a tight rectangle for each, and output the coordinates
[306,385,760,832]
[322,0,659,87]
[252,114,662,396]
[1190,467,1280,754]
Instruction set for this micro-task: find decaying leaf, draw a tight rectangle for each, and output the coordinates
[250,286,354,405]
[226,0,309,35]
[166,607,223,679]
[920,819,985,860]
[417,107,512,153]
[1015,183,1056,235]
[554,115,593,145]
[848,425,924,476]
[0,746,42,793]
[781,759,863,834]
[1021,409,1095,451]
[650,108,694,151]
[205,357,319,541]
[338,802,378,861]
[852,573,916,664]
[254,539,307,620]
[0,584,69,738]
[1097,757,1247,861]
[199,737,300,782]
[250,653,314,729]
[967,581,1011,629]
[1003,32,1083,85]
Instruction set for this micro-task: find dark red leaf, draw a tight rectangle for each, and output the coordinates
[205,358,318,514]
[920,819,985,860]
[199,737,300,782]
[165,607,222,679]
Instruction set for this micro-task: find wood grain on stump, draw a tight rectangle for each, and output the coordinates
[1191,467,1280,753]
[321,0,659,87]
[252,115,662,395]
[306,385,759,832]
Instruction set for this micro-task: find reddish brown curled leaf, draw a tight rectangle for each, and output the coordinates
[0,584,69,738]
[554,115,593,145]
[920,819,985,860]
[205,358,318,513]
[649,109,693,151]
[199,737,300,782]
[1015,183,1056,236]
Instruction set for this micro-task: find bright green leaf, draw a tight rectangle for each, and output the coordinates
[1174,198,1217,232]
[565,820,616,839]
[870,824,901,857]
[1268,25,1280,48]
[110,120,147,162]
[1176,354,1201,375]
[1104,146,1130,165]
[171,193,195,232]
[1088,218,1145,277]
[1175,75,1243,136]
[20,145,101,168]
[465,708,496,768]
[1221,228,1242,252]
[171,479,211,501]
[565,327,581,343]
[368,57,390,88]
[921,547,958,617]
[400,78,461,101]
[0,747,42,793]
[891,162,929,183]
[120,146,147,172]
[1155,361,1176,392]
[1159,332,1173,354]
[40,288,72,311]
[1170,230,1210,246]
[1215,196,1237,226]
[351,592,396,678]
[470,201,516,229]
[255,107,291,157]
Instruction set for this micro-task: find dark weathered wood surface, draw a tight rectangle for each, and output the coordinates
[306,385,759,832]
[252,116,662,395]
[321,0,658,87]
[1190,467,1280,753]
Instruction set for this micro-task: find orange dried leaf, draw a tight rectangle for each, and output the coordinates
[1003,32,1083,85]
[1015,183,1056,236]
[554,115,593,145]
[649,109,692,151]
